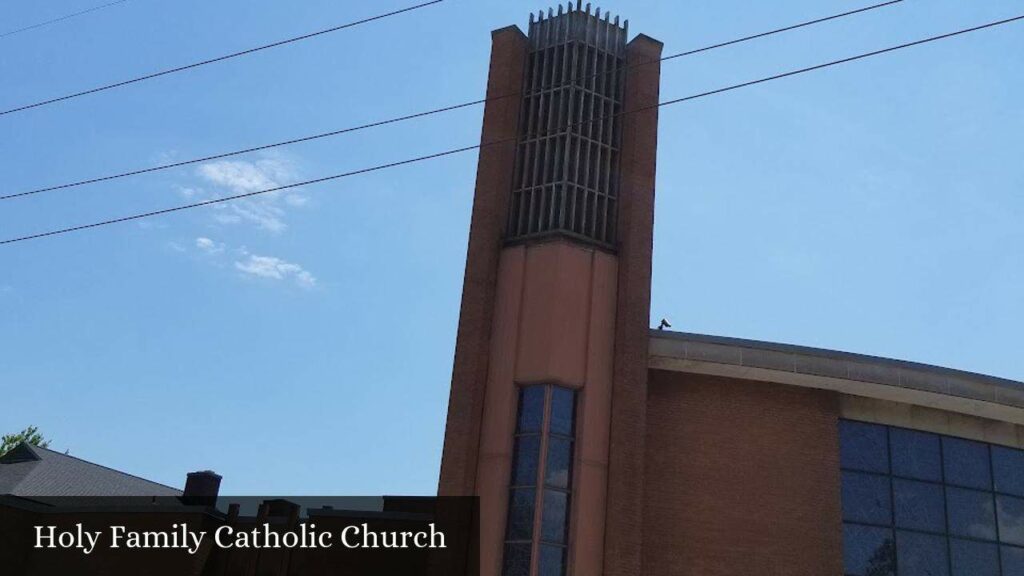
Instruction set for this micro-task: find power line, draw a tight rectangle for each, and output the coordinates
[0,145,481,246]
[0,0,443,117]
[1,0,128,40]
[1,99,488,201]
[661,0,903,61]
[2,0,903,202]
[3,12,1019,246]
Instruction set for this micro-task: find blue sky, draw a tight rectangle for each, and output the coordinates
[0,0,1020,494]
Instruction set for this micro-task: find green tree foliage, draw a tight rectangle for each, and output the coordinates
[0,425,50,457]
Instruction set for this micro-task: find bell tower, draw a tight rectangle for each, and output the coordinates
[439,4,661,576]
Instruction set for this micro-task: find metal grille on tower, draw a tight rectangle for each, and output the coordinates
[505,3,627,248]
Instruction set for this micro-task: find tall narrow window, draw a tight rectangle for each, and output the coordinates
[503,385,577,576]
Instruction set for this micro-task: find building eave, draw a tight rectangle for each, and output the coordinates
[649,330,1024,426]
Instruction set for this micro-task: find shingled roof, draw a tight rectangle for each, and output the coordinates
[0,443,181,497]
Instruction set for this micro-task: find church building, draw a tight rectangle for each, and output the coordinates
[436,5,1024,576]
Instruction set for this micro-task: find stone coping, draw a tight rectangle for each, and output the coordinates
[649,331,1024,411]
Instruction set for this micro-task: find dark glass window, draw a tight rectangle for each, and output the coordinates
[891,428,942,482]
[511,436,541,487]
[840,420,1024,576]
[998,496,1024,547]
[506,488,537,541]
[517,386,546,433]
[841,420,890,473]
[994,447,1024,498]
[549,387,575,436]
[544,437,573,489]
[502,385,577,576]
[541,490,569,544]
[951,539,999,576]
[503,543,532,576]
[896,531,949,576]
[944,437,992,490]
[843,524,895,576]
[894,479,944,532]
[538,544,565,576]
[1003,546,1024,576]
[947,487,996,540]
[843,471,892,525]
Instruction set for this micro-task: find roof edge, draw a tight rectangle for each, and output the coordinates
[649,330,1024,426]
[29,444,183,494]
[651,330,1022,388]
[492,24,526,39]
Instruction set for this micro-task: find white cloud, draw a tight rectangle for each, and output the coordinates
[234,254,316,288]
[222,201,287,233]
[188,155,306,233]
[195,237,224,254]
[198,160,282,194]
[179,237,317,289]
[159,152,317,290]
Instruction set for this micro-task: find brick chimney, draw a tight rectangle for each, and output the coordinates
[182,470,221,505]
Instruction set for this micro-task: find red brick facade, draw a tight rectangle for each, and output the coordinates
[603,34,663,576]
[643,371,844,576]
[438,26,527,498]
[438,12,845,576]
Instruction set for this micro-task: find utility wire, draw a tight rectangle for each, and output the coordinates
[1,99,488,201]
[662,0,903,61]
[3,13,1020,246]
[1,0,903,202]
[0,0,443,117]
[1,0,127,39]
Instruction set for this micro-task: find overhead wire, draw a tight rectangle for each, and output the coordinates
[0,0,444,117]
[0,0,128,40]
[1,0,904,202]
[3,12,1021,245]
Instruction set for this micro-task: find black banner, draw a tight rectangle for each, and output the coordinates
[0,495,478,576]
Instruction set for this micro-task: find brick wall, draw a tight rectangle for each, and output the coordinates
[437,26,527,498]
[642,370,844,576]
[603,34,663,576]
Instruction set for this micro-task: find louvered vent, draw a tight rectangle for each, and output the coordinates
[506,3,627,248]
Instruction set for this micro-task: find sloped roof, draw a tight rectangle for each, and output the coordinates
[0,443,181,497]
